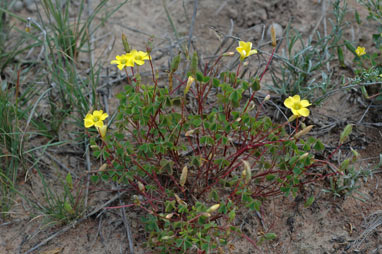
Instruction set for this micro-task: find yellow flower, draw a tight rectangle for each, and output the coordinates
[110,54,134,70]
[84,110,108,128]
[284,95,311,117]
[236,41,258,60]
[355,46,366,57]
[130,50,151,66]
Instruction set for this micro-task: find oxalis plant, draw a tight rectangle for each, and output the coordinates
[84,33,355,253]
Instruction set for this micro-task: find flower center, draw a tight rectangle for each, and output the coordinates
[93,116,99,122]
[292,103,301,110]
[121,59,127,64]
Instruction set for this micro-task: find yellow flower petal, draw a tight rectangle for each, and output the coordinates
[297,108,310,117]
[239,41,246,48]
[300,100,311,107]
[100,113,108,121]
[249,49,258,55]
[284,97,294,108]
[292,95,300,102]
[94,120,104,128]
[84,118,94,128]
[93,110,103,117]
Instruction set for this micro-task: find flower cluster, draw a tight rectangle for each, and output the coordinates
[84,110,108,137]
[284,95,311,117]
[111,49,151,70]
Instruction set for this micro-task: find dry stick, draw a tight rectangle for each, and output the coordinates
[117,188,135,254]
[187,0,198,53]
[23,191,126,254]
[322,0,330,72]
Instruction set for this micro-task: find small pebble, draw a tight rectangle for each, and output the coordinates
[12,1,23,12]
[24,0,38,12]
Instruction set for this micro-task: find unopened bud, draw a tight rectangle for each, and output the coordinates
[185,129,195,137]
[206,204,220,213]
[170,54,181,73]
[138,181,145,192]
[97,125,107,138]
[294,125,314,139]
[223,52,235,56]
[184,76,195,95]
[98,163,108,172]
[165,213,174,219]
[263,94,271,101]
[180,166,188,187]
[299,153,309,161]
[200,212,211,217]
[174,193,187,206]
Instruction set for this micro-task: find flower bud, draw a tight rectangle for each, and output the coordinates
[223,52,235,56]
[184,76,195,95]
[138,181,145,192]
[180,166,188,187]
[294,125,314,139]
[206,204,220,213]
[97,125,107,138]
[98,163,108,172]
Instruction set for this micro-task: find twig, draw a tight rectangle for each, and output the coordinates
[118,188,135,254]
[187,0,198,52]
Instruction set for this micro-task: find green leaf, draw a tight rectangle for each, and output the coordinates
[337,47,344,67]
[196,71,204,82]
[344,40,356,56]
[264,233,277,240]
[304,196,315,208]
[314,140,325,151]
[340,124,353,144]
[65,172,73,189]
[355,10,361,24]
[64,201,74,214]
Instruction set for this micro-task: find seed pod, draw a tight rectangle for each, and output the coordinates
[191,52,198,75]
[294,125,314,139]
[174,193,187,206]
[171,54,181,73]
[138,181,145,192]
[180,166,188,187]
[122,33,130,53]
[340,124,353,144]
[271,24,277,47]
